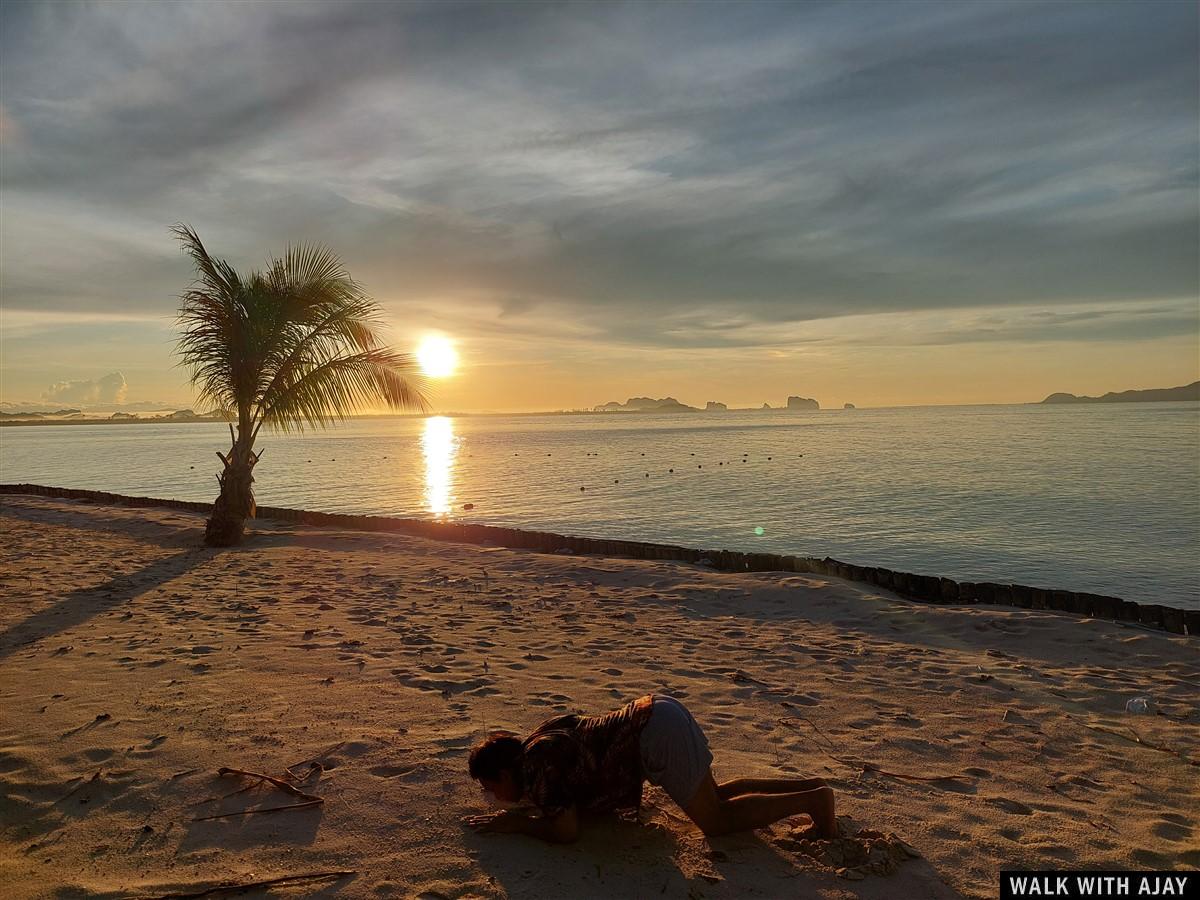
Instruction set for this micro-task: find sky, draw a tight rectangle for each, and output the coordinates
[1,0,1197,413]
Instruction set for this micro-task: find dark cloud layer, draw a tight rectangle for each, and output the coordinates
[1,0,1196,347]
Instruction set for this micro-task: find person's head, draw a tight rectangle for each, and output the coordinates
[468,731,524,804]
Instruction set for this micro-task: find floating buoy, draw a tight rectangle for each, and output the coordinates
[580,486,586,491]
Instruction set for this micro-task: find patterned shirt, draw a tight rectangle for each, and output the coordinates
[521,694,655,818]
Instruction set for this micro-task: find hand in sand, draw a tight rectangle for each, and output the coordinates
[462,811,522,834]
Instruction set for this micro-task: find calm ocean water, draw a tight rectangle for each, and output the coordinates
[2,403,1198,609]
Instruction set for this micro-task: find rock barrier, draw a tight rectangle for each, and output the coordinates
[2,483,1193,636]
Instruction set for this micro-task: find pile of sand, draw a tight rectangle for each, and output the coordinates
[781,817,924,880]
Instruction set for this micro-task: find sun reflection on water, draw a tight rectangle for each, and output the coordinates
[421,416,457,515]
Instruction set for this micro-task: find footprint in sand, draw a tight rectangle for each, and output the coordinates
[78,747,116,762]
[780,694,821,707]
[985,796,1034,815]
[1151,819,1192,842]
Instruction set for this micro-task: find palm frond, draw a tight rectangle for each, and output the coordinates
[172,226,430,438]
[257,348,430,433]
[274,242,349,291]
[172,224,243,301]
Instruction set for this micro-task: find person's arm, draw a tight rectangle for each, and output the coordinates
[463,805,579,843]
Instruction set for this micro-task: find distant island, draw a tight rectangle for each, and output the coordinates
[0,408,229,426]
[593,397,698,413]
[593,395,822,413]
[1040,381,1200,404]
[0,408,81,419]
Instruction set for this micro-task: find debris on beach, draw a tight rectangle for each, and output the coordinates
[138,869,355,899]
[1125,696,1151,714]
[190,766,326,822]
[780,818,922,880]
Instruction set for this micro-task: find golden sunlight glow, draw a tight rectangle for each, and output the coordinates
[416,336,459,378]
[421,415,457,515]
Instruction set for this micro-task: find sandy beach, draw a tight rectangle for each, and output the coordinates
[1,494,1196,899]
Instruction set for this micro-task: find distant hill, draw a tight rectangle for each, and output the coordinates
[0,408,228,427]
[0,408,80,419]
[1041,381,1200,404]
[593,397,698,412]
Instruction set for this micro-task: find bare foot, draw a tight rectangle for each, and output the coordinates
[785,788,836,840]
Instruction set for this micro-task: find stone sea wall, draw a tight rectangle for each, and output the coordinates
[3,483,1194,637]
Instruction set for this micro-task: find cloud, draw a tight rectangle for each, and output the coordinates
[0,103,20,145]
[43,371,128,405]
[571,298,1200,353]
[0,0,1194,353]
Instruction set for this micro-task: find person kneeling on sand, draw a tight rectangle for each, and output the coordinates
[463,693,835,844]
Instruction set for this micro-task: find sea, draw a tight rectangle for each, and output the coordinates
[2,403,1198,609]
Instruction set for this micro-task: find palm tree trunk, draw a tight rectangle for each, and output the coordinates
[205,426,257,547]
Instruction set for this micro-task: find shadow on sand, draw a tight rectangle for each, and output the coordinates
[464,804,961,899]
[0,547,209,660]
[0,498,207,549]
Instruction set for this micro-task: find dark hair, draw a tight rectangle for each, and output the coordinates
[468,731,524,783]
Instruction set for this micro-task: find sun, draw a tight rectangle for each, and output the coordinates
[416,335,458,378]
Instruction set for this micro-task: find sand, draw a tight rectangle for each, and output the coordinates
[0,494,1196,899]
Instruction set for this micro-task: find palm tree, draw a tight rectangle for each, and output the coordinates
[172,224,429,547]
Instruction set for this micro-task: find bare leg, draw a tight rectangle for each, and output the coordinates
[717,776,827,800]
[682,772,836,839]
